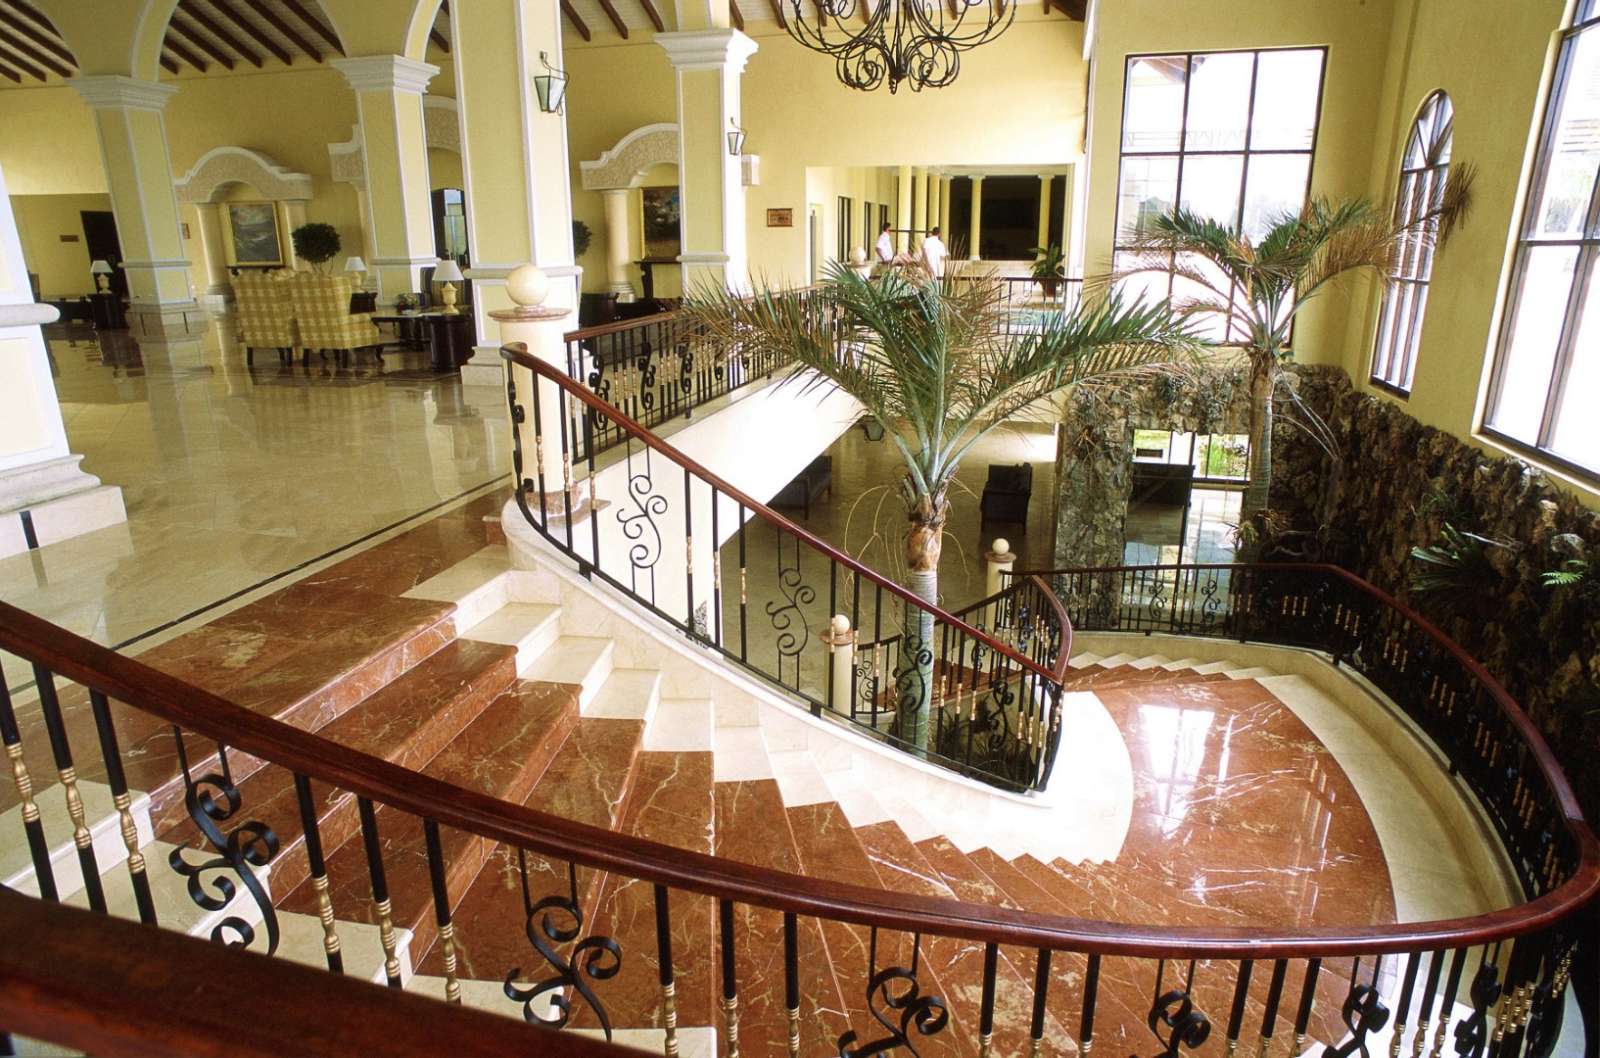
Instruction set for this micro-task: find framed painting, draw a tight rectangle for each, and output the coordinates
[766,207,794,228]
[641,186,681,257]
[224,201,284,267]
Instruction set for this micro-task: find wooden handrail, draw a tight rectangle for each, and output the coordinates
[2,583,1596,961]
[563,307,682,343]
[501,341,1067,687]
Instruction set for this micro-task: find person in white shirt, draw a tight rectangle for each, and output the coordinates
[921,226,949,279]
[873,222,896,276]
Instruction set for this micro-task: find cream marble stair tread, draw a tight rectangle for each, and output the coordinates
[401,545,512,630]
[767,748,835,807]
[0,779,153,899]
[522,634,615,709]
[871,785,945,845]
[583,668,662,721]
[1190,660,1233,674]
[711,722,772,781]
[1125,654,1172,669]
[1221,665,1279,679]
[1160,657,1206,670]
[1094,652,1138,667]
[642,696,714,751]
[819,768,894,828]
[458,602,561,674]
[71,838,272,941]
[1067,651,1104,668]
[274,910,415,986]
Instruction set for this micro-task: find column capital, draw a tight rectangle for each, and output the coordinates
[656,29,758,72]
[70,75,176,111]
[971,174,986,184]
[333,55,439,95]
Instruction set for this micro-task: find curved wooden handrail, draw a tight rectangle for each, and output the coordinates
[563,307,681,343]
[4,597,1596,962]
[1014,561,1595,831]
[502,341,1068,686]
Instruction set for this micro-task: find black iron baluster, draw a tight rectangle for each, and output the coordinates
[0,677,57,901]
[720,898,740,1058]
[839,929,948,1058]
[505,855,621,1035]
[1435,948,1467,1058]
[738,503,749,663]
[1257,958,1288,1057]
[31,665,105,913]
[1326,956,1390,1058]
[584,403,601,575]
[1389,952,1421,1058]
[783,911,800,1058]
[1029,947,1052,1058]
[1292,958,1321,1056]
[979,941,998,1057]
[291,773,342,973]
[356,797,404,987]
[1081,952,1101,1057]
[528,370,550,533]
[558,385,576,552]
[170,734,278,951]
[653,885,678,1057]
[423,819,461,1004]
[1149,957,1211,1058]
[684,466,696,637]
[1455,943,1501,1058]
[1413,952,1446,1058]
[711,488,723,648]
[1226,959,1255,1055]
[88,689,154,924]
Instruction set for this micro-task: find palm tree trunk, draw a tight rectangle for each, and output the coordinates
[897,497,946,755]
[1240,357,1277,559]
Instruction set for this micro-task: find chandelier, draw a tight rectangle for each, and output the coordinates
[783,0,1015,93]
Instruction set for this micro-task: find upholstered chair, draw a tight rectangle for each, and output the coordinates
[287,273,382,366]
[233,271,298,366]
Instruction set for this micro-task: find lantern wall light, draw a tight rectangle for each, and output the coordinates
[534,52,568,114]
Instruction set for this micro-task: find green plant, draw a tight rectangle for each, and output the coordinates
[290,222,341,271]
[1543,558,1590,589]
[1029,243,1064,280]
[1409,522,1512,598]
[1110,167,1475,554]
[573,220,592,258]
[682,263,1201,751]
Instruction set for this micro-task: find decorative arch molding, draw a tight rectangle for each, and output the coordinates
[580,123,680,190]
[328,97,460,190]
[173,147,314,204]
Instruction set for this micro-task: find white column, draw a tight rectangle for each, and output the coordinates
[601,188,636,300]
[896,164,913,254]
[969,175,985,261]
[912,168,929,243]
[926,173,940,236]
[938,175,952,241]
[657,29,759,293]
[0,161,127,557]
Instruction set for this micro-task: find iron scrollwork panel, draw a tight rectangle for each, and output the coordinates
[505,853,622,1038]
[837,930,949,1058]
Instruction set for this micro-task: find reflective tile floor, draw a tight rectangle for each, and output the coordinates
[2,320,511,692]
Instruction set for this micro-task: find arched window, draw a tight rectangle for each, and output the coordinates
[1370,91,1453,394]
[1486,1,1600,478]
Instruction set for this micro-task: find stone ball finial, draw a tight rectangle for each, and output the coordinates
[992,538,1011,557]
[506,264,550,308]
[849,247,868,266]
[831,613,852,635]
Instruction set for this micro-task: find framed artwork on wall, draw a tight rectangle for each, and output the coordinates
[766,207,794,228]
[641,187,681,257]
[224,201,284,266]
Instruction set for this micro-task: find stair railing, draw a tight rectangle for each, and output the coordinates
[0,575,1595,1057]
[501,338,1074,793]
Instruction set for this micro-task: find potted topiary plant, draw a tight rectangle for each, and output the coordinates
[572,220,592,258]
[1030,243,1065,298]
[291,222,342,272]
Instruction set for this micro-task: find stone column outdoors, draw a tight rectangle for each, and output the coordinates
[601,189,635,300]
[938,175,952,242]
[896,165,913,253]
[1036,174,1053,252]
[332,55,439,304]
[911,168,929,244]
[657,29,759,294]
[926,172,939,236]
[0,160,126,557]
[969,175,985,261]
[69,76,205,344]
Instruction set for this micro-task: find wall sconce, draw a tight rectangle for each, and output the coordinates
[534,52,568,114]
[727,119,747,156]
[89,259,113,292]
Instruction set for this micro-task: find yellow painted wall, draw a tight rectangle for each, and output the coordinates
[428,147,462,190]
[0,88,105,196]
[9,193,114,297]
[1084,0,1398,367]
[805,166,898,276]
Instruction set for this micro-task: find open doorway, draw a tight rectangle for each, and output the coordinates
[80,211,126,298]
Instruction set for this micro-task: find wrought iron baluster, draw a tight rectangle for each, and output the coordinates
[1028,947,1052,1058]
[356,796,403,987]
[584,403,601,573]
[528,369,550,533]
[292,773,342,973]
[1081,952,1101,1057]
[505,853,621,1036]
[423,819,461,1004]
[684,466,696,637]
[1257,958,1287,1058]
[0,677,57,901]
[87,689,154,924]
[653,885,678,1057]
[738,503,749,662]
[783,911,800,1058]
[839,929,948,1058]
[711,488,723,648]
[720,898,740,1058]
[1434,949,1467,1058]
[1454,944,1501,1058]
[1226,959,1255,1057]
[978,941,999,1058]
[1413,951,1446,1058]
[1148,957,1211,1058]
[1325,955,1391,1058]
[1294,958,1322,1056]
[31,665,105,913]
[559,385,576,551]
[1389,952,1422,1058]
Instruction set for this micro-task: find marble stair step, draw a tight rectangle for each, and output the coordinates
[0,779,153,900]
[72,838,273,946]
[869,786,942,845]
[158,639,520,899]
[1160,657,1206,670]
[712,778,852,1057]
[1190,660,1234,675]
[1221,666,1279,679]
[584,668,663,722]
[459,602,562,675]
[1125,654,1173,669]
[523,635,616,711]
[767,749,835,808]
[275,909,415,987]
[566,749,718,1035]
[643,697,714,752]
[817,769,894,830]
[1067,652,1104,669]
[711,722,773,782]
[401,545,514,631]
[1093,653,1139,668]
[276,680,583,965]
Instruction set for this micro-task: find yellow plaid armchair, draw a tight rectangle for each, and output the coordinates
[288,273,382,366]
[233,271,298,366]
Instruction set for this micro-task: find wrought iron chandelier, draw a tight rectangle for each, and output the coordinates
[783,0,1015,94]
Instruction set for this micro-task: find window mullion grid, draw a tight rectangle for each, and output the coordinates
[1534,102,1600,449]
[1226,51,1262,342]
[1167,53,1196,303]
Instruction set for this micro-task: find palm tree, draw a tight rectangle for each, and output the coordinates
[1111,175,1473,550]
[682,263,1201,752]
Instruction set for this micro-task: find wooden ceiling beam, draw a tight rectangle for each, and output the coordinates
[729,0,744,31]
[0,60,20,83]
[637,0,665,32]
[1057,0,1087,18]
[0,1,75,65]
[560,0,591,41]
[279,0,343,55]
[0,42,45,80]
[163,37,209,72]
[160,53,180,74]
[211,0,294,65]
[167,15,236,70]
[237,0,320,61]
[427,25,450,52]
[177,0,264,67]
[0,23,70,77]
[596,0,629,37]
[765,0,786,29]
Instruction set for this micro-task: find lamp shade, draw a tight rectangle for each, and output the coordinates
[343,256,367,273]
[727,123,747,156]
[89,260,113,274]
[433,259,465,283]
[534,52,567,113]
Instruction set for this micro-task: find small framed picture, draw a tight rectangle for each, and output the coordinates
[766,208,794,228]
[181,221,192,239]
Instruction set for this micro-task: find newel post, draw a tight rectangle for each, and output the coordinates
[823,614,854,715]
[493,264,576,517]
[984,538,1015,630]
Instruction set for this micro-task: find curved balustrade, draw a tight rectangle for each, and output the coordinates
[502,339,1072,793]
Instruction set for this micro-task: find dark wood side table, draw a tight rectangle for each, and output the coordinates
[89,292,126,330]
[372,312,474,373]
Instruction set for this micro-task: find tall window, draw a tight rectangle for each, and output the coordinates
[1114,48,1327,339]
[1486,1,1600,478]
[1371,91,1454,394]
[836,196,853,261]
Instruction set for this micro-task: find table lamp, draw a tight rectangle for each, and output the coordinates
[343,256,367,289]
[434,258,465,316]
[90,259,113,292]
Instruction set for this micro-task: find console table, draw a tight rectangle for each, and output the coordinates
[372,312,474,373]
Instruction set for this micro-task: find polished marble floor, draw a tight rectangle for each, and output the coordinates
[2,319,511,692]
